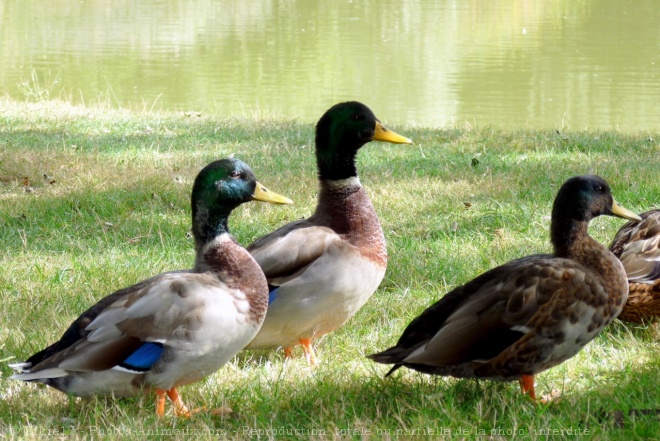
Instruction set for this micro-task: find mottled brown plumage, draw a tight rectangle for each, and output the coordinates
[610,209,660,323]
[369,175,641,400]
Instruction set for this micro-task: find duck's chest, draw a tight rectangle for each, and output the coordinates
[150,288,263,386]
[317,184,388,267]
[574,254,630,315]
[534,259,629,370]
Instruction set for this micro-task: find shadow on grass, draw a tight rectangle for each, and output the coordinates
[3,338,659,440]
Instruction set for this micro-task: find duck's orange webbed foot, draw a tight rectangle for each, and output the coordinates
[282,339,318,365]
[156,388,219,418]
[519,375,537,401]
[156,389,167,417]
[519,376,562,403]
[300,338,318,365]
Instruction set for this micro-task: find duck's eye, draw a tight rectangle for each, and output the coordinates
[594,184,605,193]
[230,171,242,179]
[352,113,364,121]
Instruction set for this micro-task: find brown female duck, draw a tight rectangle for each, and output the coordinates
[609,209,660,323]
[369,175,640,399]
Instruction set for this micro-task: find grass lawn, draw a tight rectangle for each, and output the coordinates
[1,98,659,440]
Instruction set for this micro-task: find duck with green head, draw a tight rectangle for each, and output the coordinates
[246,101,412,364]
[369,175,641,400]
[10,158,292,417]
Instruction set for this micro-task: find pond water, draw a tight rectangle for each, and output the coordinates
[1,0,658,130]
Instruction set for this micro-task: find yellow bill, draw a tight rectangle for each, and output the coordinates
[373,121,413,144]
[610,198,642,222]
[252,182,293,205]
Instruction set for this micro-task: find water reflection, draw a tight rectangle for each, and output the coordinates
[1,0,658,130]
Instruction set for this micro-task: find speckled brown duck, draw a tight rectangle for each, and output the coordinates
[10,159,292,417]
[369,175,641,400]
[609,209,660,323]
[245,101,412,364]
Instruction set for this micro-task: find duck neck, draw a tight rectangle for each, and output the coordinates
[550,215,621,281]
[193,233,269,321]
[551,217,591,259]
[192,207,232,253]
[313,177,387,266]
[315,132,363,181]
[315,177,367,228]
[193,229,231,272]
[316,155,358,181]
[193,233,254,277]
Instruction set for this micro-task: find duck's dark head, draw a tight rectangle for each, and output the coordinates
[552,175,639,223]
[551,175,640,253]
[191,158,292,246]
[315,101,412,181]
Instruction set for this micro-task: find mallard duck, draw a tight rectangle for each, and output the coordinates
[369,175,641,400]
[10,158,292,417]
[609,209,660,323]
[245,101,412,364]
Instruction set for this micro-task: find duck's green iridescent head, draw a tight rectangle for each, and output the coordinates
[315,101,412,181]
[191,158,292,244]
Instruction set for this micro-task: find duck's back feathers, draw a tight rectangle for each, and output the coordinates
[13,267,265,396]
[23,273,185,368]
[610,209,660,322]
[370,253,621,380]
[248,220,338,284]
[610,209,660,284]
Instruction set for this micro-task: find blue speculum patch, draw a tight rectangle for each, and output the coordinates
[119,342,165,372]
[268,287,279,305]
